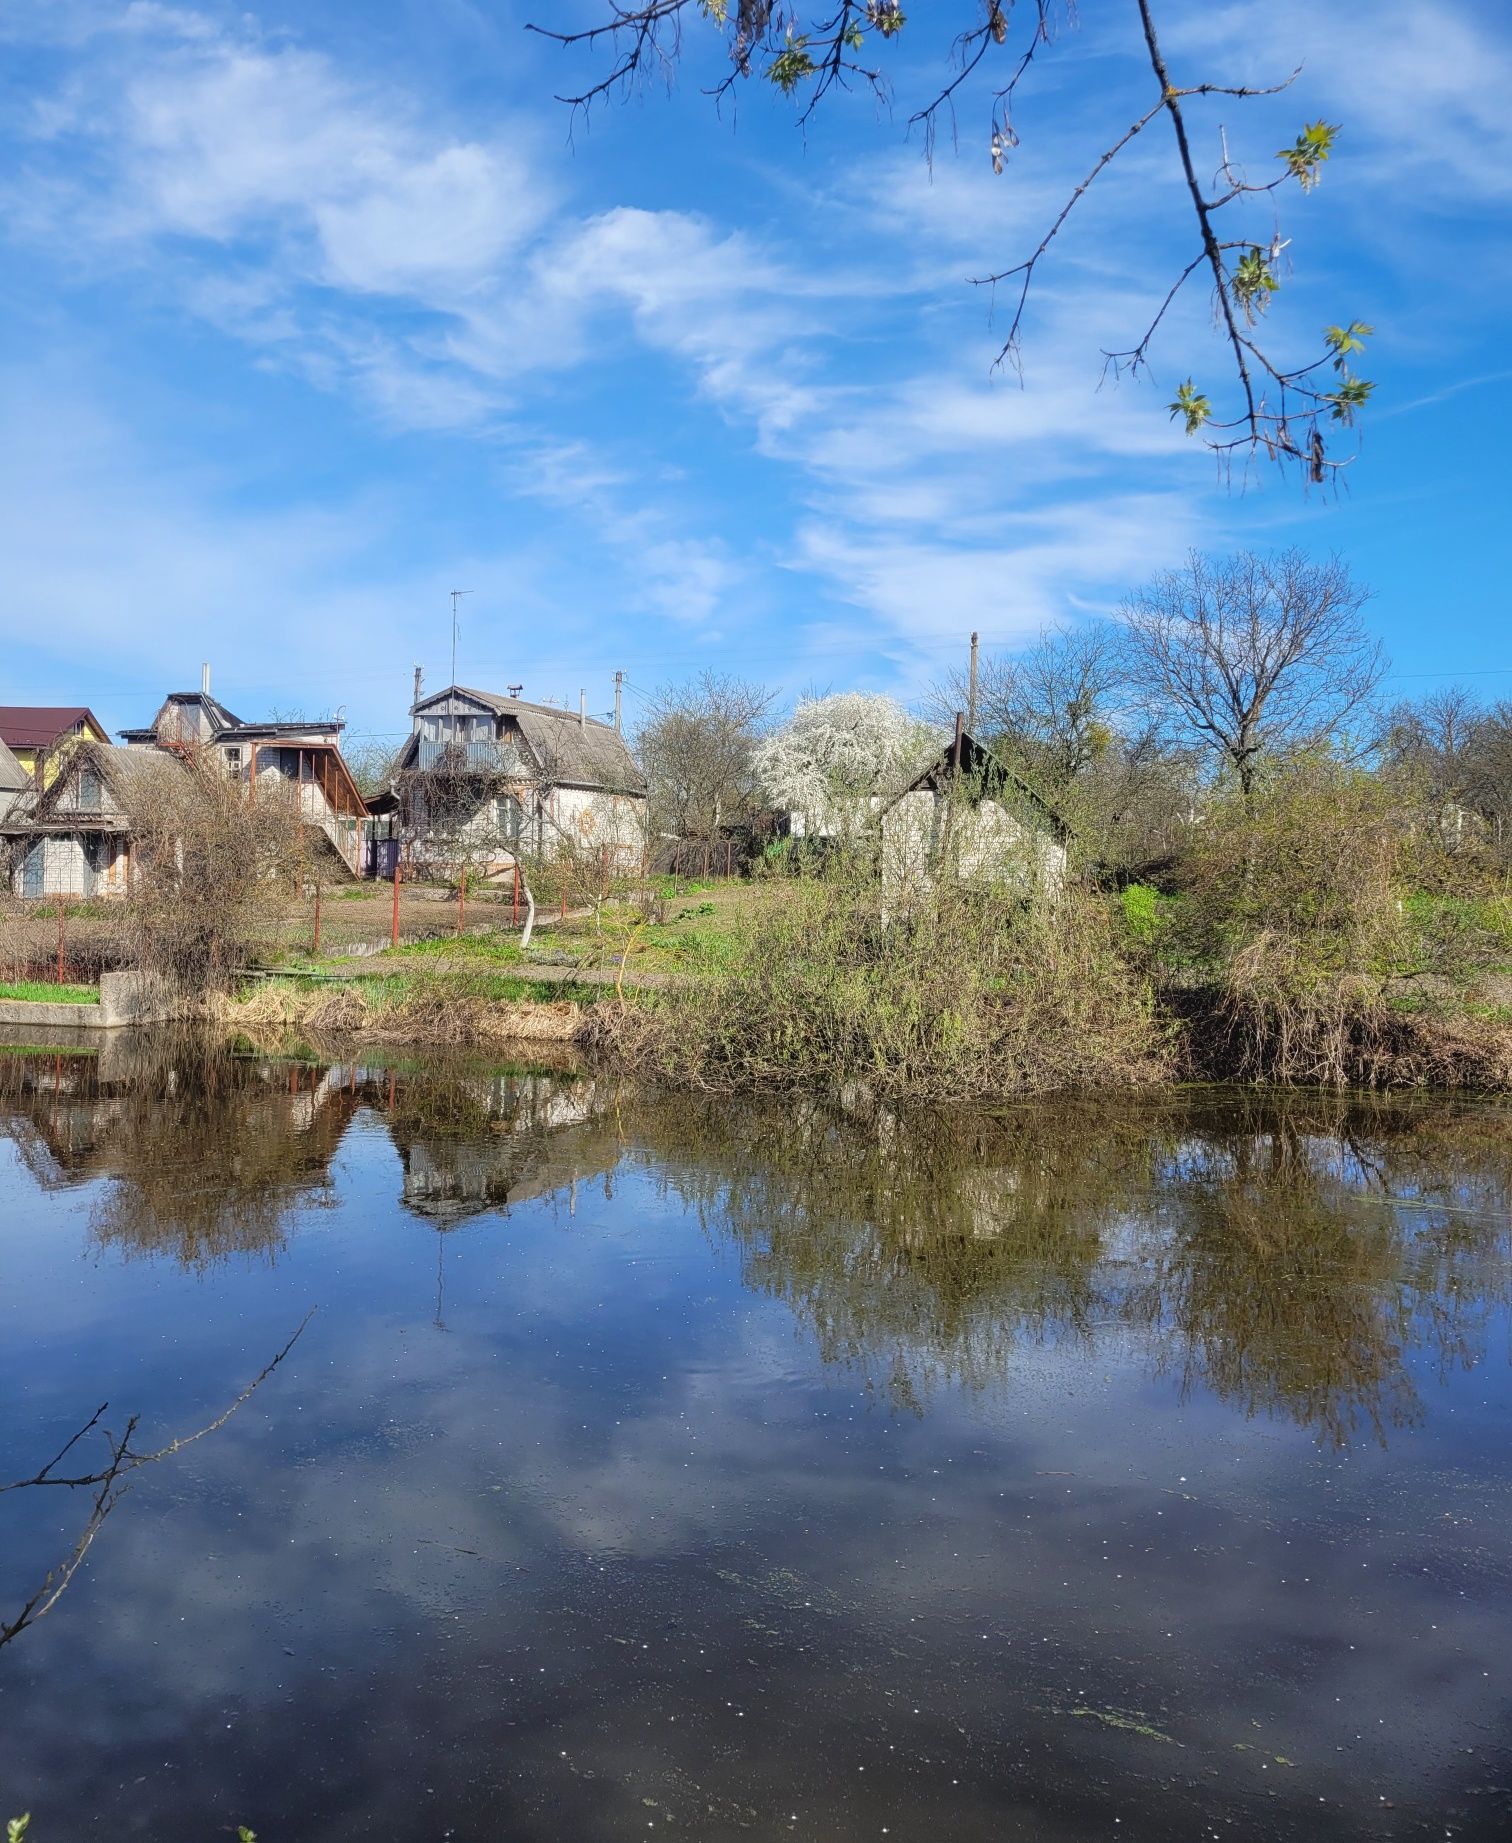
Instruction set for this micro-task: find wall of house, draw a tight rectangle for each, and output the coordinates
[549,786,646,868]
[403,780,646,877]
[11,832,129,899]
[880,791,1066,901]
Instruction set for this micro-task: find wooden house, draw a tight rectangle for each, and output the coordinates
[0,706,110,786]
[119,670,369,876]
[8,742,191,899]
[394,685,646,877]
[0,737,30,828]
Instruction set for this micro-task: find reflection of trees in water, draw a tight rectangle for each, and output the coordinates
[631,1092,1144,1412]
[0,1036,617,1271]
[3,1042,1509,1445]
[625,1088,1512,1444]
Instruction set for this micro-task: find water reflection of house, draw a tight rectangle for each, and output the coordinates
[390,1073,616,1228]
[0,1043,618,1263]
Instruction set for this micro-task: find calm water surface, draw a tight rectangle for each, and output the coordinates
[1,1033,1511,1841]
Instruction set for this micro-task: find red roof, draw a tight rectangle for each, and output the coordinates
[0,706,108,751]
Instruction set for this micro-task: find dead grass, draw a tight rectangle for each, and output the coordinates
[219,979,586,1045]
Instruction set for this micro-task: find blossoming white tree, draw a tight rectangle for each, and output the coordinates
[754,693,939,839]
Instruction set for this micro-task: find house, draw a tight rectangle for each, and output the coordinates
[8,742,191,899]
[119,669,369,877]
[0,706,111,785]
[0,737,30,827]
[394,685,646,877]
[878,728,1069,902]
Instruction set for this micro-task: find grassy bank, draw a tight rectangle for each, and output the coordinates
[221,971,588,1045]
[210,779,1512,1098]
[0,980,99,1005]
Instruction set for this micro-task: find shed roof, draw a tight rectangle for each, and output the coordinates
[407,685,645,792]
[0,706,108,751]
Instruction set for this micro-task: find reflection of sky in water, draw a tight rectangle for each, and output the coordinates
[1,1047,1511,1840]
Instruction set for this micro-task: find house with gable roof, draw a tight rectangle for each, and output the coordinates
[394,684,646,877]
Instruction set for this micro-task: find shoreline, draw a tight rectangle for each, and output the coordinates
[207,976,1512,1099]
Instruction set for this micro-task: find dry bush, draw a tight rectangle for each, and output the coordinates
[119,754,313,989]
[606,853,1169,1098]
[1173,758,1512,1087]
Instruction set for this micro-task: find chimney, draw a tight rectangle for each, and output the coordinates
[201,661,211,697]
[413,664,423,709]
[579,688,587,729]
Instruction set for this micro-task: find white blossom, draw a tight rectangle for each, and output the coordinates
[753,693,940,837]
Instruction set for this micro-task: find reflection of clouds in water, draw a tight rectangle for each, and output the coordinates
[14,1268,1512,1838]
[5,1051,1512,1834]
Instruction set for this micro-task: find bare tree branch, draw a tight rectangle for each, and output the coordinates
[527,1,1377,485]
[1,1312,316,1650]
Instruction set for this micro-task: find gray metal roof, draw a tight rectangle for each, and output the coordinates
[407,686,645,793]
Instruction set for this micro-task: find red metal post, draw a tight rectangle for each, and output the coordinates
[457,867,466,936]
[56,902,65,984]
[391,856,401,947]
[313,883,322,955]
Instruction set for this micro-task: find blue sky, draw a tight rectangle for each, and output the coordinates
[1,0,1509,757]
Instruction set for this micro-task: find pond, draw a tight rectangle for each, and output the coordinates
[1,1033,1511,1840]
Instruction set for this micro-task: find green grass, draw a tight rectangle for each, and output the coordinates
[0,980,99,1004]
[250,967,599,1009]
[373,932,524,966]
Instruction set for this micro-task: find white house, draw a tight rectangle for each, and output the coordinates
[394,685,646,877]
[878,730,1069,903]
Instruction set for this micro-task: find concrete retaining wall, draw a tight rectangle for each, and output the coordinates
[0,971,181,1031]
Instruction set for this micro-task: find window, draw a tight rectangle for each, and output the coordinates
[493,794,523,844]
[77,767,102,813]
[224,746,243,774]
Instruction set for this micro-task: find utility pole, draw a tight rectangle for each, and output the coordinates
[614,670,623,735]
[967,631,979,736]
[449,589,472,688]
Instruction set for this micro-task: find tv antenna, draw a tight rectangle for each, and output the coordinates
[449,589,473,688]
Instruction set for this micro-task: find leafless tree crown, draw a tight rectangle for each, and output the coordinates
[1121,548,1383,793]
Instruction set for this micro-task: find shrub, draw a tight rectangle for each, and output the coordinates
[608,852,1169,1098]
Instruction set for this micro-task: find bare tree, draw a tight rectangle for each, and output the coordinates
[529,3,1375,482]
[635,672,774,844]
[1121,549,1382,795]
[119,750,314,987]
[1382,687,1482,804]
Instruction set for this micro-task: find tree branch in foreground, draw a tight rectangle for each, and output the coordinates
[529,0,1376,485]
[1,1311,316,1650]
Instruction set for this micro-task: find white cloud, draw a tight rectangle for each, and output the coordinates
[1170,0,1512,202]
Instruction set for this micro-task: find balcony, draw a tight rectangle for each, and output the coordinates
[417,737,522,774]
